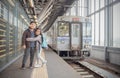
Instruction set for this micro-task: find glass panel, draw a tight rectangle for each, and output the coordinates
[81,0,84,16]
[83,23,86,37]
[95,13,99,45]
[72,24,79,37]
[88,0,91,14]
[109,0,113,4]
[77,0,80,16]
[87,23,92,37]
[3,6,8,21]
[91,0,94,13]
[8,25,15,61]
[113,3,120,47]
[113,0,116,2]
[86,23,92,47]
[82,23,87,47]
[18,17,23,51]
[0,21,7,68]
[71,6,76,16]
[0,2,3,18]
[95,0,99,11]
[0,2,1,17]
[91,15,95,45]
[65,11,70,16]
[100,10,104,46]
[100,0,104,8]
[58,22,69,37]
[14,16,17,26]
[9,10,13,25]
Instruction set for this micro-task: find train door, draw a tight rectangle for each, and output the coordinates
[57,21,70,51]
[70,23,82,51]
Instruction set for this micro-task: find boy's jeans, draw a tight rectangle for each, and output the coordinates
[22,47,35,67]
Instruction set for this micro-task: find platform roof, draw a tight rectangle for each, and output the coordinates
[19,0,76,32]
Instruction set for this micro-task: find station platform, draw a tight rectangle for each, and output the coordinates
[0,49,81,78]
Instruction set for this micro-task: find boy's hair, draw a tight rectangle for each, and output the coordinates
[30,21,36,24]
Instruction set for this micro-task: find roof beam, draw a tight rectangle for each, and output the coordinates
[37,0,54,24]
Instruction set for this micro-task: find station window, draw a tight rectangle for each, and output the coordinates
[71,6,76,16]
[95,13,99,45]
[0,2,7,68]
[81,0,85,16]
[91,15,95,45]
[91,0,95,13]
[9,10,13,25]
[95,0,99,11]
[58,22,69,37]
[0,2,3,18]
[3,7,8,21]
[14,16,17,26]
[100,0,104,8]
[113,3,120,47]
[0,2,8,21]
[88,0,91,14]
[0,2,1,17]
[100,10,104,46]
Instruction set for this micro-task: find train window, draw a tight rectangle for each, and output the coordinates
[58,22,69,37]
[87,23,92,37]
[72,24,79,37]
[83,23,87,37]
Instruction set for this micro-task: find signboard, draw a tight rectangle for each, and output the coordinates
[72,18,80,22]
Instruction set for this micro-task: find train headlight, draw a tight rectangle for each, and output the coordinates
[61,40,65,44]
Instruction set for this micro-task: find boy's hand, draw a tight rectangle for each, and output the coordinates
[22,45,26,49]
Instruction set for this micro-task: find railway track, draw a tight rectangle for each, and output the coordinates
[67,61,102,78]
[65,60,120,78]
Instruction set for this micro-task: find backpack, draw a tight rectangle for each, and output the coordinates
[38,34,48,49]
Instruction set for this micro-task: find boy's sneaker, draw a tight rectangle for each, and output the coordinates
[34,64,41,68]
[29,66,34,69]
[44,60,47,64]
[42,60,47,67]
[21,67,26,70]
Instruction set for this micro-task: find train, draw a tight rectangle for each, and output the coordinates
[46,16,92,59]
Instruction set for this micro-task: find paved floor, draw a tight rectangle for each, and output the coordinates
[0,49,82,78]
[45,50,81,78]
[0,51,48,78]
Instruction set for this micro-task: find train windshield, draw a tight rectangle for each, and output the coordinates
[58,22,69,37]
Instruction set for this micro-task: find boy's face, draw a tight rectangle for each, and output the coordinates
[29,23,36,29]
[36,29,41,35]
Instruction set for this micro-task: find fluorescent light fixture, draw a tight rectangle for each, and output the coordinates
[20,15,25,19]
[35,19,37,22]
[7,0,15,6]
[34,15,37,19]
[20,14,29,25]
[29,0,34,7]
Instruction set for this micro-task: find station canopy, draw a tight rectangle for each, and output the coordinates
[19,0,76,32]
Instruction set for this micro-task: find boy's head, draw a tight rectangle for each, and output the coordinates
[29,21,36,29]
